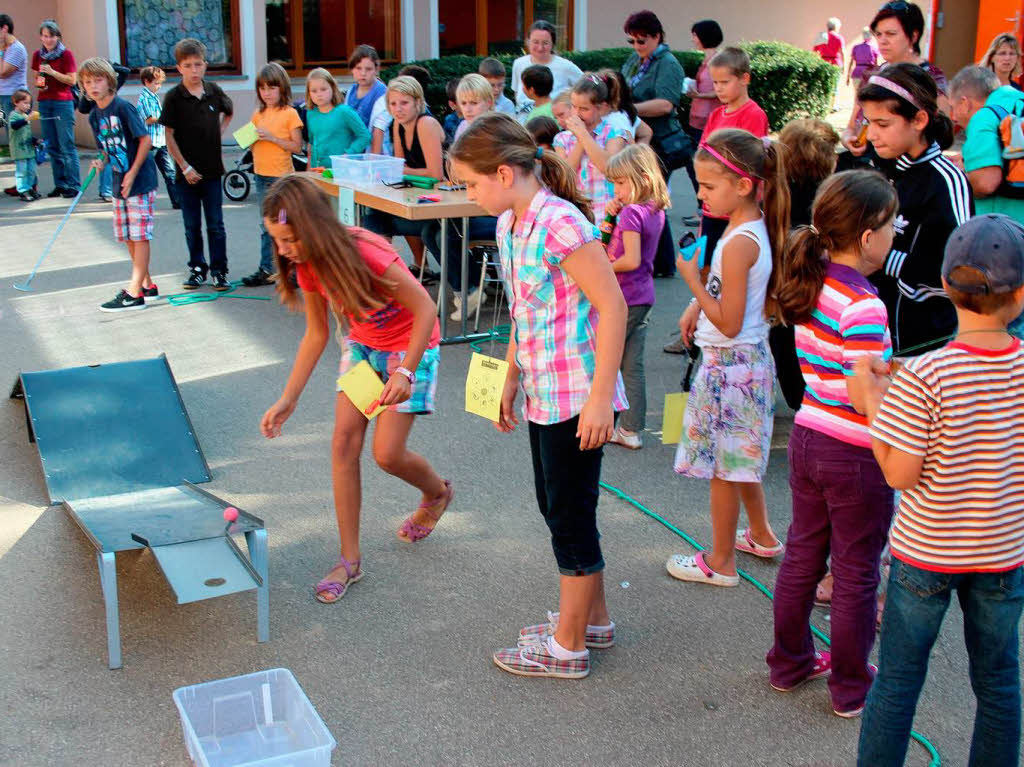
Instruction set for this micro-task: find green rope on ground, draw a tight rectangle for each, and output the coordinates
[598,480,942,767]
[468,323,511,353]
[165,281,273,307]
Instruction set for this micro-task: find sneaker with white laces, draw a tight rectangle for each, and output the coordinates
[666,551,739,587]
[771,650,832,692]
[609,426,642,449]
[449,288,482,321]
[99,289,145,313]
[493,639,590,679]
[517,610,616,649]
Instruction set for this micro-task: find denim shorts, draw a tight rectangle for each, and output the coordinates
[337,339,440,415]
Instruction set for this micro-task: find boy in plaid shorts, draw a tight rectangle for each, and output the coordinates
[79,57,158,312]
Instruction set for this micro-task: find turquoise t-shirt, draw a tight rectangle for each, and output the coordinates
[306,104,371,168]
[963,86,1024,223]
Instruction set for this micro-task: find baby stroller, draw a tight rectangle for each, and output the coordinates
[222,150,309,202]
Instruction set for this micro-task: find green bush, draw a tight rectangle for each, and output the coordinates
[381,41,837,132]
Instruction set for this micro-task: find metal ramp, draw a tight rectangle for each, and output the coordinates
[11,355,269,669]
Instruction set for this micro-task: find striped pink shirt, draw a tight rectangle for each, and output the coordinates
[497,187,628,425]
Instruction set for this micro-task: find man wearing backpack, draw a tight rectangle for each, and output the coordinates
[950,65,1024,222]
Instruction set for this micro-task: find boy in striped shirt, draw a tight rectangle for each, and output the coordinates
[855,214,1024,767]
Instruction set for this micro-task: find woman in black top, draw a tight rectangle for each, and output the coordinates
[621,10,687,276]
[363,76,445,279]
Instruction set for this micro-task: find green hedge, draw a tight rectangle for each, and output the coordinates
[381,41,838,132]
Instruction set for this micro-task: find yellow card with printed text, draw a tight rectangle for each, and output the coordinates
[465,353,509,422]
[661,392,688,445]
[337,361,388,420]
[233,121,259,149]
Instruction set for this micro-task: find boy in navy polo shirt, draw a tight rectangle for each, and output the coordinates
[79,57,158,312]
[160,38,233,290]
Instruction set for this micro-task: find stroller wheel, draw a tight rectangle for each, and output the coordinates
[223,170,251,202]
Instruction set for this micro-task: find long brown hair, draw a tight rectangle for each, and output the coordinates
[776,170,898,325]
[261,175,395,317]
[449,112,594,222]
[696,128,791,315]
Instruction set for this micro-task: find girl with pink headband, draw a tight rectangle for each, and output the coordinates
[666,127,791,588]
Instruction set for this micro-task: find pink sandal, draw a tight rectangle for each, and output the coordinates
[734,528,785,558]
[397,480,453,543]
[314,555,363,604]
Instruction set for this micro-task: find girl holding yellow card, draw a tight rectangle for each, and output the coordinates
[258,175,452,605]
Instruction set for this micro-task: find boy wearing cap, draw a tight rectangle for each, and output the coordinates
[853,213,1024,767]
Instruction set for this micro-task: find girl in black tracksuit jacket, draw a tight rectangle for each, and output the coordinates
[858,63,973,355]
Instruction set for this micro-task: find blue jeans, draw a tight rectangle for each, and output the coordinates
[15,158,37,193]
[858,560,1024,766]
[99,163,113,197]
[150,146,179,206]
[254,174,276,273]
[39,99,80,191]
[177,177,227,275]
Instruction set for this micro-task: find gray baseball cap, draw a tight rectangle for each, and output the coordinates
[943,214,1024,295]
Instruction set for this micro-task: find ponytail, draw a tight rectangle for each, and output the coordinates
[776,170,900,325]
[776,227,829,325]
[538,148,594,222]
[450,112,594,221]
[762,138,791,319]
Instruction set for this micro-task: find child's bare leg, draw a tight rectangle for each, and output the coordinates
[127,240,150,296]
[739,481,780,546]
[553,571,607,652]
[404,236,426,268]
[373,410,447,529]
[706,477,742,575]
[325,394,370,586]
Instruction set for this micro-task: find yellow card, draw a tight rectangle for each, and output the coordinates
[233,121,259,149]
[661,392,689,445]
[465,352,509,422]
[337,361,387,419]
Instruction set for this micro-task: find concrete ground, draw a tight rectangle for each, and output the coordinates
[0,150,1008,767]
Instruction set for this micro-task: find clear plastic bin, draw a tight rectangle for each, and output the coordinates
[173,668,336,767]
[330,153,404,186]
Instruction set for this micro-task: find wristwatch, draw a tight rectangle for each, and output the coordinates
[395,366,416,384]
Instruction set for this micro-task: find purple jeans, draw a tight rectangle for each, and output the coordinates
[767,424,894,711]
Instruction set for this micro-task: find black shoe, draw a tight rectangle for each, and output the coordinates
[143,283,159,298]
[19,192,35,202]
[99,289,145,313]
[182,269,206,290]
[211,272,230,291]
[171,201,182,210]
[418,268,440,285]
[98,194,112,202]
[30,189,43,200]
[47,187,65,198]
[61,188,78,198]
[241,268,274,287]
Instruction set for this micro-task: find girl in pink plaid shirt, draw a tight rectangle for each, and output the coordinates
[451,113,628,679]
[553,71,628,222]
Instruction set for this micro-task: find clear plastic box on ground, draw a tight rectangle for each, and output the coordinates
[173,668,336,767]
[330,153,404,186]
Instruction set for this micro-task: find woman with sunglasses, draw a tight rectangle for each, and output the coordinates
[842,1,948,157]
[620,10,686,277]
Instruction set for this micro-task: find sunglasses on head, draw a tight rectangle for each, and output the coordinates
[882,1,911,11]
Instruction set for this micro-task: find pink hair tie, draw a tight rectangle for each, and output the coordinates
[700,142,754,181]
[867,75,922,111]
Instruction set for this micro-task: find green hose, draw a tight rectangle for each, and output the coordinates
[468,323,511,353]
[598,480,942,767]
[165,280,273,307]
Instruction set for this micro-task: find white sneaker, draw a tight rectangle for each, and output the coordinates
[450,289,482,321]
[609,426,642,449]
[666,551,739,587]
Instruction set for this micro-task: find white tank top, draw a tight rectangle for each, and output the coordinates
[694,218,772,348]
